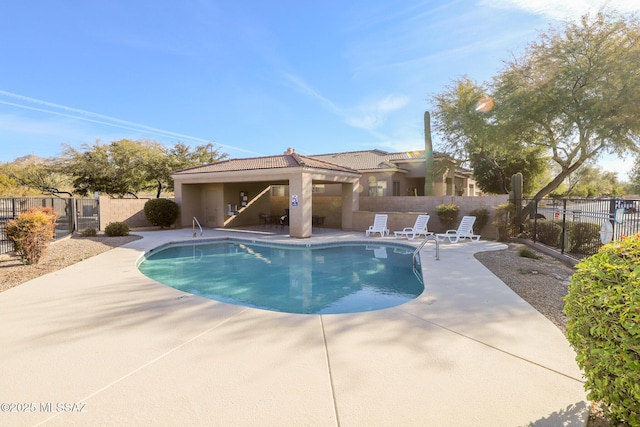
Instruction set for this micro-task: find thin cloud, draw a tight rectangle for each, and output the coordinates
[0,90,262,156]
[283,73,409,133]
[478,0,640,20]
[345,94,411,130]
[283,73,342,115]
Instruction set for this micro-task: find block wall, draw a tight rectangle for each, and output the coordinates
[98,197,154,230]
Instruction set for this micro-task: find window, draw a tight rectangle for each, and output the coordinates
[368,177,387,197]
[312,184,325,193]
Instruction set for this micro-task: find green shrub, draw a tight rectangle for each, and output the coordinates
[564,233,640,426]
[535,220,562,247]
[436,203,459,231]
[567,222,601,255]
[517,246,540,259]
[493,203,516,242]
[80,227,97,237]
[469,207,490,235]
[144,198,179,228]
[5,207,58,265]
[104,222,130,236]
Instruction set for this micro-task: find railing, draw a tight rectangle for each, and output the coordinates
[523,197,640,258]
[193,216,203,237]
[413,234,439,267]
[0,197,99,255]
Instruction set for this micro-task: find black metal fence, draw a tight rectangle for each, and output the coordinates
[0,197,99,255]
[523,198,640,259]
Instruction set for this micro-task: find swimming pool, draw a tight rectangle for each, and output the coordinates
[138,239,424,314]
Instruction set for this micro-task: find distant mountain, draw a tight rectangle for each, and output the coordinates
[10,154,52,166]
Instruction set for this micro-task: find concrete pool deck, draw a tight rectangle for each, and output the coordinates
[0,228,588,426]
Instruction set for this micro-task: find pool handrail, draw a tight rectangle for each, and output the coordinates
[413,234,439,267]
[193,216,203,237]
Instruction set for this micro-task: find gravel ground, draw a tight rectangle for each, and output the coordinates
[0,235,613,425]
[0,235,141,292]
[474,242,574,334]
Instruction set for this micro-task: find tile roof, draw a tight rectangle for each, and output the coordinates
[173,152,360,175]
[310,149,446,171]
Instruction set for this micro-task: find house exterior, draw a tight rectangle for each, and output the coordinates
[172,150,361,238]
[171,148,478,238]
[310,149,478,197]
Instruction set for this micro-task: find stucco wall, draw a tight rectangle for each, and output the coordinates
[354,195,509,239]
[98,197,154,229]
[98,194,509,239]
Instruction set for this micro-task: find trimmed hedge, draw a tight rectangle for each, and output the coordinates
[144,198,179,228]
[564,233,640,425]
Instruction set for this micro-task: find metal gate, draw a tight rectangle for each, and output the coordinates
[525,197,640,258]
[0,197,99,255]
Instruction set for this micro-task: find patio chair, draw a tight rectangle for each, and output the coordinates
[393,214,432,240]
[435,215,480,243]
[365,214,389,237]
[258,212,269,227]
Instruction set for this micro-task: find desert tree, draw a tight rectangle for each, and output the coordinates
[495,10,640,215]
[432,77,546,195]
[432,10,640,212]
[59,139,227,198]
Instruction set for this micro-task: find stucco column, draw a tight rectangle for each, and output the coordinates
[341,181,359,230]
[288,172,312,238]
[173,181,186,227]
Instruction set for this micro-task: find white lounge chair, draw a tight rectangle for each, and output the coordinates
[365,214,389,237]
[393,214,432,240]
[436,215,480,243]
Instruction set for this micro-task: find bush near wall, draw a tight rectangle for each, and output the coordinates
[436,203,459,231]
[144,198,179,228]
[535,220,563,246]
[494,203,516,242]
[5,207,58,265]
[567,222,601,255]
[564,233,640,426]
[469,207,490,234]
[104,222,130,236]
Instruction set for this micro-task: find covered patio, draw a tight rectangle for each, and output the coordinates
[172,150,361,238]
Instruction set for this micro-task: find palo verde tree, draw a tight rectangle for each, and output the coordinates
[149,142,228,198]
[495,10,640,215]
[60,139,227,198]
[60,139,152,198]
[562,164,622,197]
[12,163,73,197]
[432,10,640,210]
[432,77,546,195]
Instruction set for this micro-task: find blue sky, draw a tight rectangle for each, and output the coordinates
[1,0,638,179]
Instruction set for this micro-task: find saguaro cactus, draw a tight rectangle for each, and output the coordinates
[510,172,523,232]
[424,111,434,196]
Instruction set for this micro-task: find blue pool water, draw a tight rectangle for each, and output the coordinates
[138,239,423,314]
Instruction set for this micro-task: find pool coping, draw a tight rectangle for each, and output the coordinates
[0,228,589,426]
